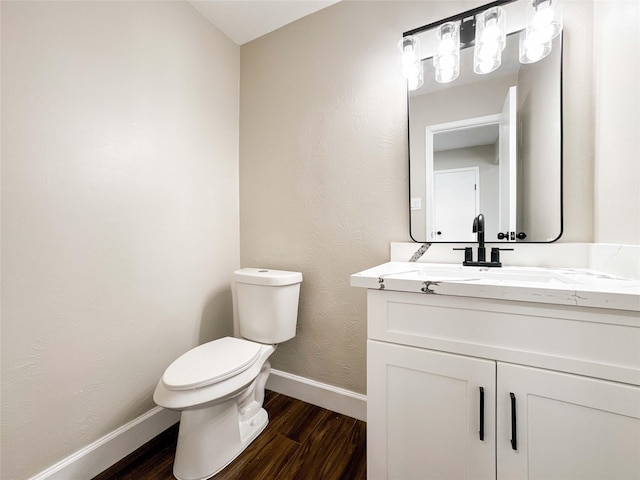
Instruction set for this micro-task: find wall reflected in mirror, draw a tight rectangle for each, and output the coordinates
[408,0,563,243]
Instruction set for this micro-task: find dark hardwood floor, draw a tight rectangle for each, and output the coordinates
[93,390,366,480]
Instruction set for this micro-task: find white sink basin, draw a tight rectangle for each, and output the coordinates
[419,265,574,284]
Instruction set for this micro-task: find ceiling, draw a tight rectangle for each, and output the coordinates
[188,0,341,45]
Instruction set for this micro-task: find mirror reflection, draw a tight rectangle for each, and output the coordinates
[408,0,563,243]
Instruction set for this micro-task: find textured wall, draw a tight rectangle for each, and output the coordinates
[593,0,640,245]
[1,2,240,478]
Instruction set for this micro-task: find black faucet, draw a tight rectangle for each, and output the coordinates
[472,213,486,263]
[453,213,512,267]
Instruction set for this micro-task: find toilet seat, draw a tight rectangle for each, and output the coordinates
[154,340,276,411]
[162,337,262,391]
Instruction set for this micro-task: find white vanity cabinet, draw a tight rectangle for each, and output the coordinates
[368,341,496,479]
[496,363,640,479]
[365,289,640,480]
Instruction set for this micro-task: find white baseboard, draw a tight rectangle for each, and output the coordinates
[28,371,365,480]
[28,407,180,480]
[266,369,367,422]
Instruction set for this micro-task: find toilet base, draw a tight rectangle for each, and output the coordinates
[173,401,269,480]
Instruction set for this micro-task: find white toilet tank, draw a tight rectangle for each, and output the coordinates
[233,268,302,344]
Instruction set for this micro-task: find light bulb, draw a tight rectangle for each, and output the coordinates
[519,29,552,63]
[474,51,500,74]
[477,41,500,60]
[531,24,554,44]
[476,6,506,51]
[532,4,554,29]
[482,23,501,43]
[438,68,456,83]
[525,43,546,62]
[473,6,505,75]
[434,21,460,83]
[399,35,424,89]
[401,49,417,66]
[408,73,424,91]
[525,0,562,42]
[402,62,421,79]
[438,38,456,55]
[399,36,420,66]
[436,53,457,70]
[477,59,497,73]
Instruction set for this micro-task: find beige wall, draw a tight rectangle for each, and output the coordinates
[1,2,240,478]
[593,0,640,245]
[239,1,419,394]
[239,0,639,394]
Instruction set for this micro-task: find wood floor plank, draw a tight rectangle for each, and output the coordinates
[339,419,367,480]
[263,391,334,444]
[277,412,359,480]
[214,433,299,480]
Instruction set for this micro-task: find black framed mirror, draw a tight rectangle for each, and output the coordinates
[407,0,563,243]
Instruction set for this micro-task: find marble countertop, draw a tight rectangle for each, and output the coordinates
[350,262,640,312]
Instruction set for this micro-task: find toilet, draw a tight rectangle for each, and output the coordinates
[153,268,302,480]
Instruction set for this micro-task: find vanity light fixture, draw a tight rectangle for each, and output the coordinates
[519,0,562,63]
[400,35,424,90]
[434,22,461,83]
[401,0,563,89]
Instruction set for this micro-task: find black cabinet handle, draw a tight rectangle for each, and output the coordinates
[510,392,518,450]
[479,386,485,441]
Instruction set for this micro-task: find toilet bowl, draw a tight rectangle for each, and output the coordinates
[154,268,302,480]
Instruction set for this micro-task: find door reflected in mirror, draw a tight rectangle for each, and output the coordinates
[426,86,515,242]
[409,3,562,243]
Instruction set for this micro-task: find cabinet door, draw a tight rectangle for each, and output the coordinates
[368,340,496,480]
[497,363,640,480]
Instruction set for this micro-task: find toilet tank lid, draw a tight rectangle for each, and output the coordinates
[233,268,302,286]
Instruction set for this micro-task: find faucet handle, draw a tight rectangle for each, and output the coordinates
[491,247,513,264]
[453,247,473,263]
